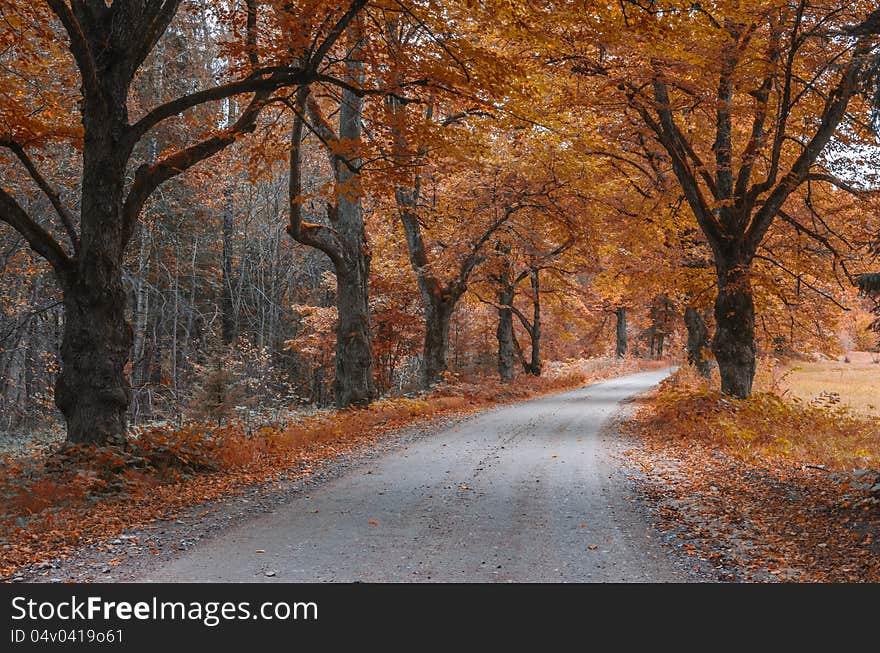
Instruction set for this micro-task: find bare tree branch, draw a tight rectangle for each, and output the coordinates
[44,0,101,98]
[0,138,79,251]
[129,69,312,143]
[287,86,344,265]
[0,187,72,273]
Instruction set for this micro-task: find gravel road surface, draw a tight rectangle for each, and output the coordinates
[137,369,698,582]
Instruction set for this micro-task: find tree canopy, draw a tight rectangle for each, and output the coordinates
[0,0,878,445]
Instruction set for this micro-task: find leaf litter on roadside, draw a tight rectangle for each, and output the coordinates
[623,368,880,583]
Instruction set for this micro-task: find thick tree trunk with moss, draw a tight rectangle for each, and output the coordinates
[497,278,516,382]
[684,306,713,379]
[54,67,134,445]
[56,245,133,446]
[711,260,755,398]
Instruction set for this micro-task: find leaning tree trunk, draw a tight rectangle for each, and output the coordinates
[391,148,461,388]
[684,306,713,379]
[615,307,627,358]
[55,101,133,445]
[711,259,756,398]
[526,338,541,376]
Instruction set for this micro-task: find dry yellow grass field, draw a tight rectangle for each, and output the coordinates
[781,352,880,417]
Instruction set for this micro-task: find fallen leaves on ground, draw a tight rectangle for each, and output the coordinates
[0,357,662,577]
[625,367,880,582]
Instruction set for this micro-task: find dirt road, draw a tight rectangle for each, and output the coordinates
[137,369,699,583]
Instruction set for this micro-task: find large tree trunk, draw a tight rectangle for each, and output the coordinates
[423,296,456,387]
[497,281,516,381]
[393,169,464,387]
[641,27,871,399]
[615,307,627,358]
[711,261,756,398]
[394,193,463,388]
[334,258,374,406]
[11,0,337,446]
[288,33,376,407]
[331,52,375,407]
[56,275,132,445]
[684,306,713,378]
[55,99,133,445]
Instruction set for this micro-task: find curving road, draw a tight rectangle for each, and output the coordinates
[140,369,693,583]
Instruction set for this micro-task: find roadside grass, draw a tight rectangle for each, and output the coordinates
[646,363,880,471]
[780,352,880,417]
[627,362,880,582]
[0,356,663,576]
